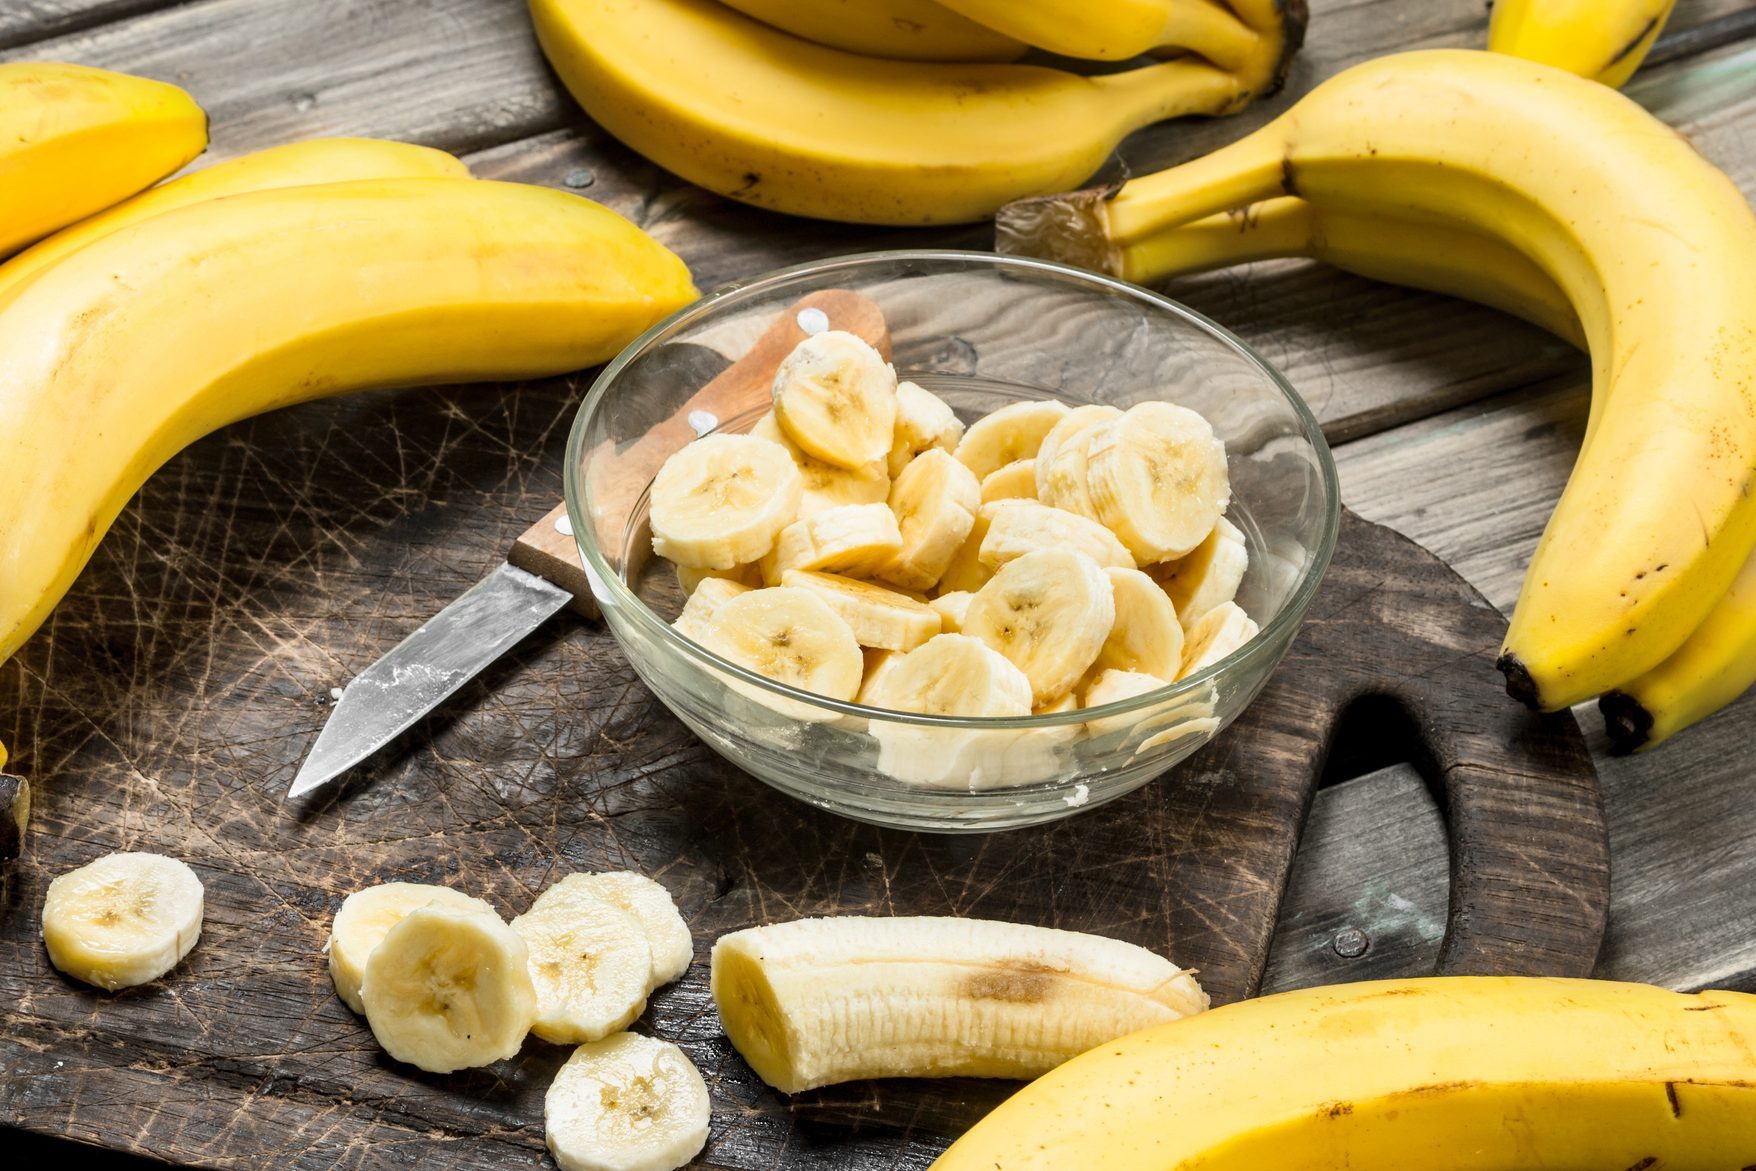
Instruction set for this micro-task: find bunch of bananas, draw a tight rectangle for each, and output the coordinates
[527,0,1307,225]
[0,62,699,772]
[998,47,1756,752]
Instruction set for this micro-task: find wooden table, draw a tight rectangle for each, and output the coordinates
[3,0,1756,1165]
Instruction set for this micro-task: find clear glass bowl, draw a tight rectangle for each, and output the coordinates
[565,251,1339,832]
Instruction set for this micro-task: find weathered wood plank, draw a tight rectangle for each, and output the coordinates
[0,0,179,52]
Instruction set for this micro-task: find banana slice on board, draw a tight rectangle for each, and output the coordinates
[1082,668,1171,738]
[963,549,1116,706]
[673,576,752,640]
[698,586,865,703]
[1152,516,1248,629]
[979,458,1038,503]
[650,433,802,569]
[759,502,903,583]
[328,882,497,1014]
[751,410,889,517]
[773,330,898,470]
[361,903,537,1073]
[41,851,204,991]
[513,876,656,1044]
[782,569,941,651]
[873,448,980,590]
[979,500,1134,570]
[712,915,1207,1093]
[1092,566,1185,681]
[1179,601,1260,679]
[1035,403,1121,508]
[569,872,694,987]
[1086,402,1230,564]
[889,380,964,476]
[930,590,975,633]
[545,1031,711,1171]
[955,399,1070,481]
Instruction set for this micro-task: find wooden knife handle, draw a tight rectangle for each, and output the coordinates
[512,289,892,619]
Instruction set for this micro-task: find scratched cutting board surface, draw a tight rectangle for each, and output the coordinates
[0,364,1609,1168]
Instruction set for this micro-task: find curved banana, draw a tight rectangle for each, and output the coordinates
[0,179,696,668]
[529,0,1254,225]
[932,977,1756,1169]
[998,49,1756,712]
[1489,0,1677,88]
[0,138,469,306]
[0,62,207,256]
[715,0,1024,62]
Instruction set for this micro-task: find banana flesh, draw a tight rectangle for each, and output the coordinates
[889,381,964,477]
[328,883,498,1014]
[0,63,207,256]
[0,178,696,667]
[545,1032,711,1171]
[512,876,654,1044]
[529,0,1252,225]
[651,434,803,569]
[41,851,204,991]
[963,548,1115,705]
[711,915,1206,1093]
[1489,0,1677,88]
[782,570,942,652]
[931,977,1756,1170]
[874,449,980,590]
[566,871,695,987]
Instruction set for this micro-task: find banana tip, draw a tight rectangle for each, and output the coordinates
[1597,691,1652,756]
[1495,652,1542,709]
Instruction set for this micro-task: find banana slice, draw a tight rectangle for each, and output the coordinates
[513,876,655,1044]
[545,1032,711,1171]
[963,549,1116,706]
[857,648,905,704]
[1092,566,1185,681]
[1152,517,1248,629]
[1086,402,1230,564]
[782,569,941,651]
[1037,420,1107,521]
[979,458,1037,504]
[361,903,537,1073]
[650,433,802,569]
[698,586,864,702]
[954,399,1070,481]
[1082,668,1170,738]
[570,872,694,987]
[1036,691,1080,715]
[863,632,1034,717]
[929,590,974,633]
[873,448,980,591]
[751,410,889,517]
[328,882,496,1014]
[1178,601,1260,679]
[41,851,204,991]
[888,380,964,477]
[979,500,1134,571]
[675,561,760,597]
[711,915,1207,1093]
[1035,403,1121,506]
[673,576,752,640]
[773,330,898,470]
[935,504,997,594]
[759,502,903,583]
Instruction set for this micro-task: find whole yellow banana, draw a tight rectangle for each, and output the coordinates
[0,62,207,256]
[1489,0,1677,88]
[529,0,1254,225]
[999,49,1756,712]
[0,137,468,307]
[714,0,1024,62]
[933,976,1756,1168]
[0,179,696,668]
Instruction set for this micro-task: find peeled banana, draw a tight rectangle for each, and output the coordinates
[1489,0,1677,88]
[931,976,1756,1169]
[41,851,205,991]
[529,0,1256,225]
[711,915,1205,1092]
[0,178,695,669]
[0,62,206,257]
[999,49,1756,713]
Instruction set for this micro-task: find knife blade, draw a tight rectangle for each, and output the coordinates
[288,288,891,798]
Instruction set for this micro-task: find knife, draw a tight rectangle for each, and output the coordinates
[288,289,892,798]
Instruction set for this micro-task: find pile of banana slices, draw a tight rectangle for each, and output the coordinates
[652,329,1258,785]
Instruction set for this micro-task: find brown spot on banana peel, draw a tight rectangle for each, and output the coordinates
[963,967,1057,1003]
[1665,1080,1682,1117]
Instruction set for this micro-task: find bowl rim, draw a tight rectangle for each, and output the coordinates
[564,248,1341,731]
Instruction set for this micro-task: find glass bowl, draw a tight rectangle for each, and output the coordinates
[564,251,1338,832]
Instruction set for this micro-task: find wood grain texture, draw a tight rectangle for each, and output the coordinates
[0,0,179,50]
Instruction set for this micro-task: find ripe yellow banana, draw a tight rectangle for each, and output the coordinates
[998,49,1756,712]
[933,976,1756,1169]
[0,178,695,673]
[714,0,1025,62]
[529,0,1255,225]
[1489,0,1677,88]
[0,137,469,307]
[0,62,207,256]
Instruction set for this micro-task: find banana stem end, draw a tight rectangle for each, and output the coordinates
[1598,691,1655,755]
[1496,651,1544,710]
[995,183,1127,278]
